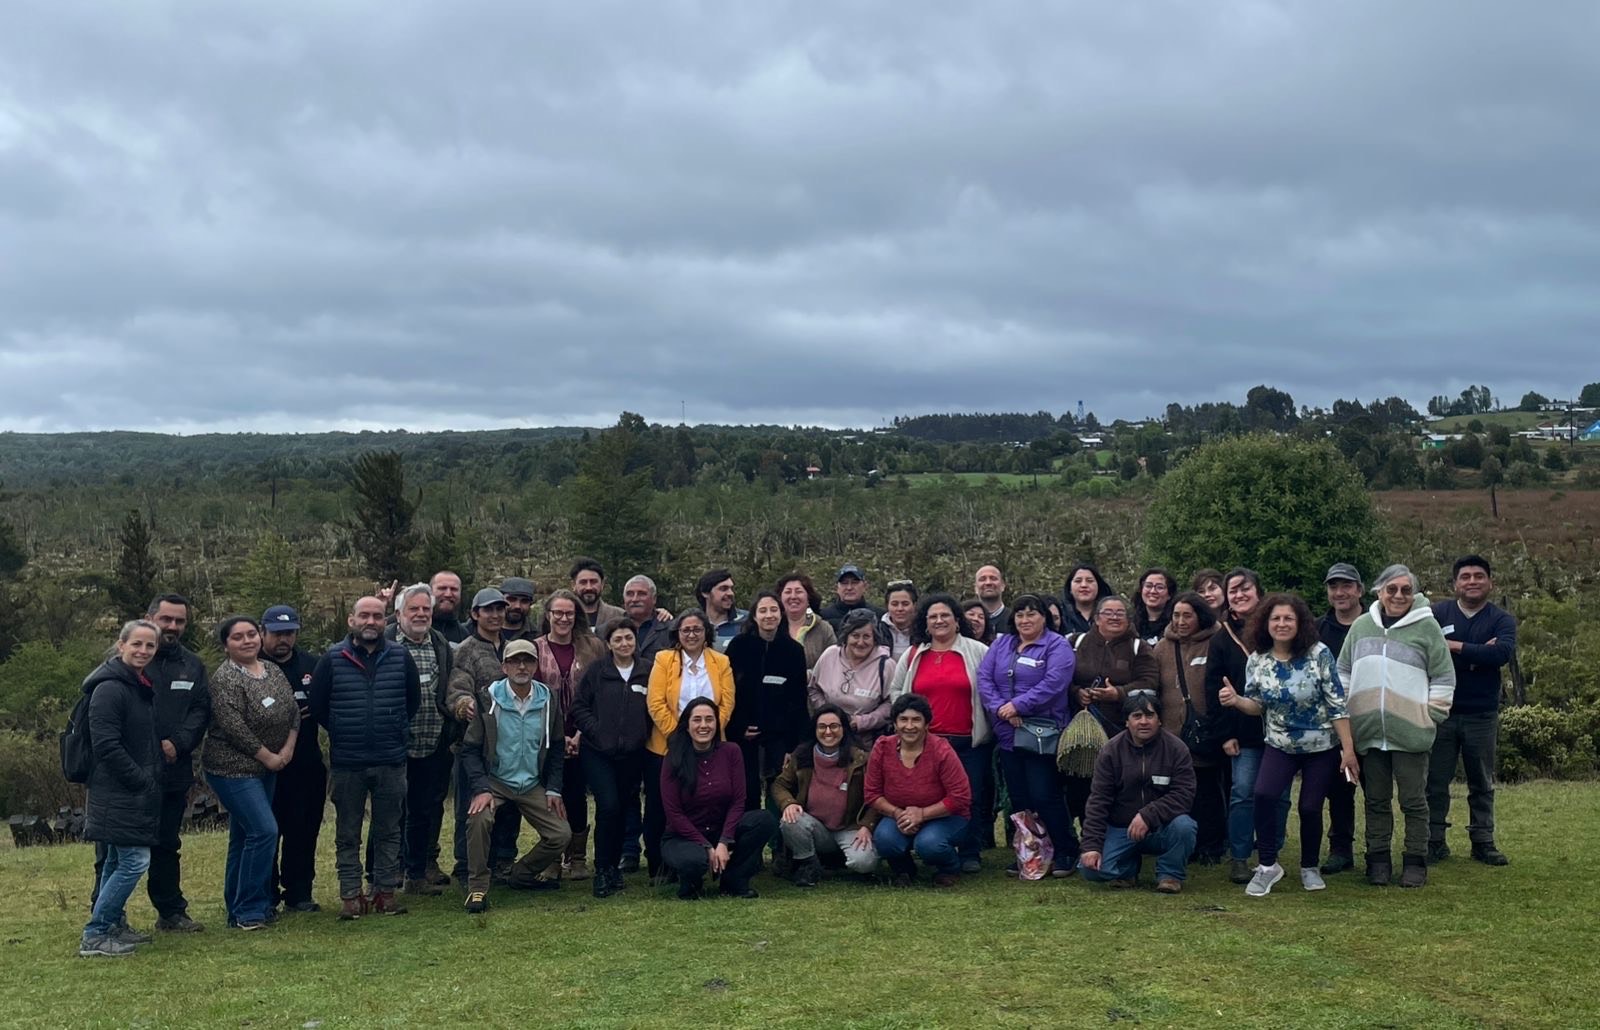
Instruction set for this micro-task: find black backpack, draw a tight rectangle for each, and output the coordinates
[60,691,95,784]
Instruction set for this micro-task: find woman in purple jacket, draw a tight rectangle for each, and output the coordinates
[977,593,1077,874]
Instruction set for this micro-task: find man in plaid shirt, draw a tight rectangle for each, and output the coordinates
[384,583,457,894]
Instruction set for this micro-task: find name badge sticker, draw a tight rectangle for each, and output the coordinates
[1017,656,1041,668]
[261,696,276,708]
[631,684,648,695]
[1151,775,1171,786]
[1440,625,1456,636]
[762,675,787,686]
[171,680,194,692]
[293,691,308,701]
[1190,656,1208,666]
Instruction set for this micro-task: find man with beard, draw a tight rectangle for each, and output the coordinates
[446,588,522,885]
[428,571,469,645]
[310,596,422,919]
[1315,564,1363,876]
[500,577,539,643]
[571,558,626,630]
[695,568,747,652]
[382,584,457,894]
[260,605,326,913]
[91,594,210,933]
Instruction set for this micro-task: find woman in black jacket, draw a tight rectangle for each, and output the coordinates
[725,591,809,816]
[80,620,164,958]
[571,618,653,898]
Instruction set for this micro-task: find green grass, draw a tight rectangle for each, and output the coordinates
[898,472,1044,489]
[3,780,1598,1028]
[1429,410,1563,432]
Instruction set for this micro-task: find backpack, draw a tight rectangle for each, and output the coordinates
[61,691,95,784]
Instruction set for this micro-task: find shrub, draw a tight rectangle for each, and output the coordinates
[0,638,105,736]
[1497,704,1599,782]
[0,730,82,815]
[1518,596,1600,708]
[1143,435,1386,592]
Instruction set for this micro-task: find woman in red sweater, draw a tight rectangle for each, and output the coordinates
[865,693,972,887]
[659,698,777,900]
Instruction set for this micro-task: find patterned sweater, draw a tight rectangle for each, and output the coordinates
[1337,599,1456,754]
[1243,643,1347,754]
[202,661,300,778]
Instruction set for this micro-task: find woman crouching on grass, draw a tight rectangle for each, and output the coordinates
[772,704,881,886]
[864,694,972,887]
[1219,593,1356,897]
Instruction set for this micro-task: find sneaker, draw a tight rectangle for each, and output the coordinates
[890,872,914,888]
[235,919,269,931]
[338,896,367,920]
[1471,843,1509,866]
[1300,867,1327,892]
[155,913,204,933]
[931,872,960,888]
[369,892,408,915]
[79,935,135,958]
[1050,861,1077,879]
[1229,859,1252,884]
[404,878,444,896]
[1155,878,1182,894]
[1427,840,1451,864]
[959,859,981,875]
[425,862,452,887]
[112,924,153,946]
[1319,852,1354,876]
[1245,863,1284,897]
[1399,858,1428,889]
[463,891,489,914]
[791,856,822,888]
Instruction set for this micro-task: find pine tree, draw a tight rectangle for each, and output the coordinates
[234,532,309,620]
[345,451,417,583]
[109,508,159,618]
[417,508,479,589]
[571,414,660,582]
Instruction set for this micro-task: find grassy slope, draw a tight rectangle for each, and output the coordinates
[2,780,1597,1029]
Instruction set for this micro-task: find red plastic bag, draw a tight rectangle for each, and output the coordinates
[1011,811,1055,880]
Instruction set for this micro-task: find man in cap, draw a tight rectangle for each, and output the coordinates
[1316,563,1364,875]
[382,584,457,894]
[445,587,521,884]
[500,576,539,643]
[1428,555,1517,866]
[260,604,327,912]
[819,564,884,634]
[460,639,571,913]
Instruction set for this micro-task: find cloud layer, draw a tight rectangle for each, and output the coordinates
[3,1,1596,432]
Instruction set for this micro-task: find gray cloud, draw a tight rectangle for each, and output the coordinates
[2,1,1596,433]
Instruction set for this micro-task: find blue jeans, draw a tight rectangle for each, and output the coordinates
[942,735,993,864]
[208,772,279,924]
[1229,746,1290,862]
[873,814,969,875]
[1082,815,1197,883]
[84,845,151,940]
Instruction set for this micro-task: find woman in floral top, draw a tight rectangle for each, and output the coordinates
[1218,593,1357,897]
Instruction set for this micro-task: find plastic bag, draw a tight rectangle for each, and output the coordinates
[1010,811,1055,881]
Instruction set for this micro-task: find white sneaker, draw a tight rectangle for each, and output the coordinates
[1245,863,1284,897]
[1301,867,1327,891]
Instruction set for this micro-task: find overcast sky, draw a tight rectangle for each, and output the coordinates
[2,2,1596,433]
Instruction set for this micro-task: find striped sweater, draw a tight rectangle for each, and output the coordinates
[1337,598,1455,754]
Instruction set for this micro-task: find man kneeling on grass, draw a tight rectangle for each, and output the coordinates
[1078,693,1197,893]
[460,639,571,913]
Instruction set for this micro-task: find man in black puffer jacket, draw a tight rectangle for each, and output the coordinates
[310,596,422,920]
[91,594,210,934]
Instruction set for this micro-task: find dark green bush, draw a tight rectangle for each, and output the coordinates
[1497,704,1600,782]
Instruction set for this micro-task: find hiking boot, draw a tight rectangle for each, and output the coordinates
[1427,840,1451,864]
[1300,867,1327,892]
[463,891,489,914]
[113,924,153,946]
[890,872,914,888]
[1319,852,1354,876]
[155,913,204,933]
[792,856,823,888]
[1366,854,1392,887]
[338,896,367,920]
[720,882,760,899]
[959,859,981,875]
[369,891,408,915]
[425,862,451,887]
[1155,878,1182,894]
[677,874,704,900]
[931,872,960,888]
[79,935,135,958]
[490,859,515,887]
[592,873,617,899]
[404,878,443,896]
[1471,842,1509,866]
[1245,863,1284,897]
[1399,856,1428,888]
[1229,859,1252,884]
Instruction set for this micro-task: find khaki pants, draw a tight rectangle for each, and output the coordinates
[467,783,571,893]
[1362,749,1429,860]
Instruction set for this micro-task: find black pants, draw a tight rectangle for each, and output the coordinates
[662,811,778,892]
[94,788,189,919]
[642,752,666,876]
[1326,764,1357,858]
[582,747,643,871]
[403,743,454,880]
[271,757,326,905]
[1064,775,1093,837]
[563,741,590,836]
[1193,763,1229,860]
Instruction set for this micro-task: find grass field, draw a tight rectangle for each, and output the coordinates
[2,780,1597,1028]
[899,472,1045,489]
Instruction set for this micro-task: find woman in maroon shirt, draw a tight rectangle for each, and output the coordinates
[865,694,972,887]
[659,698,777,899]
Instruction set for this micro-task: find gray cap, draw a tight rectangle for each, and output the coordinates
[472,587,508,609]
[499,576,537,600]
[1324,563,1362,585]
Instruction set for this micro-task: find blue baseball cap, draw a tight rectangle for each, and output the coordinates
[262,605,301,632]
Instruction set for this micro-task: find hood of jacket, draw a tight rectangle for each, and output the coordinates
[1366,596,1435,630]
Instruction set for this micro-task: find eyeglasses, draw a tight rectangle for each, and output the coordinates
[1098,610,1128,620]
[549,610,576,620]
[505,656,535,666]
[678,626,705,635]
[1381,585,1414,596]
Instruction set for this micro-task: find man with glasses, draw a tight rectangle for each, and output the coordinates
[459,639,571,913]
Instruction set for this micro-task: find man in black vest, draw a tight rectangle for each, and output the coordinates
[260,604,326,913]
[91,593,211,933]
[310,596,422,920]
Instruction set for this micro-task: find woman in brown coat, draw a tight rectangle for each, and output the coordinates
[1065,596,1158,830]
[1155,592,1226,863]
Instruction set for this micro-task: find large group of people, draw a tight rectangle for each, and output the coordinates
[75,553,1517,957]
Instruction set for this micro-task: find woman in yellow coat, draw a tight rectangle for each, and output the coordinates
[643,610,733,881]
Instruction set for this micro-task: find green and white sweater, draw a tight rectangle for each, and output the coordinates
[1336,598,1455,755]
